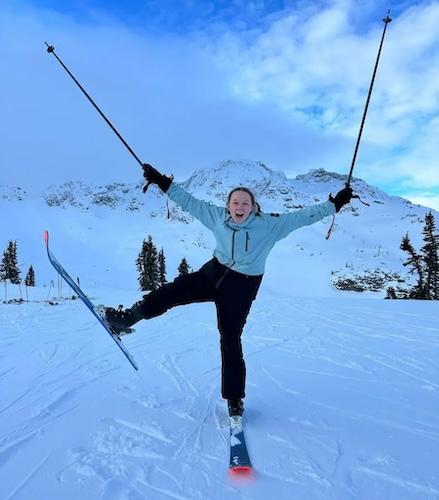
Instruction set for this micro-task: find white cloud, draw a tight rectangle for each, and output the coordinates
[406,195,439,211]
[0,0,437,201]
[205,0,439,192]
[365,115,439,191]
[213,1,439,138]
[0,2,357,191]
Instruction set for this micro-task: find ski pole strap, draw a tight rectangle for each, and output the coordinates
[352,193,370,206]
[326,189,369,239]
[326,214,336,240]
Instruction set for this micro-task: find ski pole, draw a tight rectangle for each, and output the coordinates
[44,43,145,171]
[346,11,392,186]
[326,11,392,239]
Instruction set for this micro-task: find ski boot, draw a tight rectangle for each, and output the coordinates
[228,398,244,417]
[102,304,143,335]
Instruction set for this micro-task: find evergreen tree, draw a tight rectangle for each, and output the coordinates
[136,239,148,291]
[399,212,439,300]
[0,241,21,284]
[420,211,439,299]
[385,287,397,299]
[136,236,159,291]
[178,257,190,276]
[400,233,424,298]
[25,265,36,287]
[10,242,21,284]
[158,248,167,287]
[0,249,6,282]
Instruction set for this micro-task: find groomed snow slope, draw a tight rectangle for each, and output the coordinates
[0,289,438,500]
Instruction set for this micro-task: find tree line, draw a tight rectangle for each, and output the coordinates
[0,236,190,296]
[3,213,438,300]
[136,235,190,291]
[0,241,35,286]
[387,211,439,299]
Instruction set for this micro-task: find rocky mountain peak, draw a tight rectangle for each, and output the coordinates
[0,185,28,201]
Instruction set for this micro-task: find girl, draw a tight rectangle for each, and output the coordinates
[104,164,352,416]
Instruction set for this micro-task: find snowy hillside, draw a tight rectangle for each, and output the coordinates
[0,289,438,499]
[1,161,439,499]
[0,160,435,297]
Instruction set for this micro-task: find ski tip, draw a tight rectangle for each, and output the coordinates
[229,466,254,480]
[43,230,49,246]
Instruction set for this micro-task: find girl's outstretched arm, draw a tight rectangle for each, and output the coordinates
[268,185,352,241]
[166,182,225,230]
[269,199,336,241]
[143,163,224,230]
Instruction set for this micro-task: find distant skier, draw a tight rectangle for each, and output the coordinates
[104,164,352,416]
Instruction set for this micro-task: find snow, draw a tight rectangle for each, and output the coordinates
[1,292,438,499]
[1,162,439,499]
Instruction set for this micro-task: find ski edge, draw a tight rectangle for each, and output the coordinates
[43,230,139,371]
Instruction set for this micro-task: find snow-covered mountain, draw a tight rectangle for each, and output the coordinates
[36,160,408,214]
[0,185,28,202]
[42,180,147,212]
[1,160,435,296]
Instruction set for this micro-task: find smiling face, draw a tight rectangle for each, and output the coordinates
[227,190,254,224]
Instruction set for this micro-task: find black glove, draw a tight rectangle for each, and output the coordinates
[329,186,353,212]
[142,164,173,193]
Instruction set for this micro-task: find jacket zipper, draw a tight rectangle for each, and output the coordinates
[231,229,237,260]
[245,231,249,251]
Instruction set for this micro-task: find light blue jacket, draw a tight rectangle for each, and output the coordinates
[167,182,336,276]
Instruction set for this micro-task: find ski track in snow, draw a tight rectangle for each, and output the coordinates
[1,296,439,499]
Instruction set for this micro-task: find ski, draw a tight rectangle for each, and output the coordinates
[43,230,138,371]
[229,415,252,474]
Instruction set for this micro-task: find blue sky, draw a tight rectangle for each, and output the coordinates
[1,0,438,209]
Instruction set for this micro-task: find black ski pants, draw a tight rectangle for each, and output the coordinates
[136,257,263,400]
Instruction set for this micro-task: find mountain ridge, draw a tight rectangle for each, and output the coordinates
[1,160,435,294]
[1,160,423,213]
